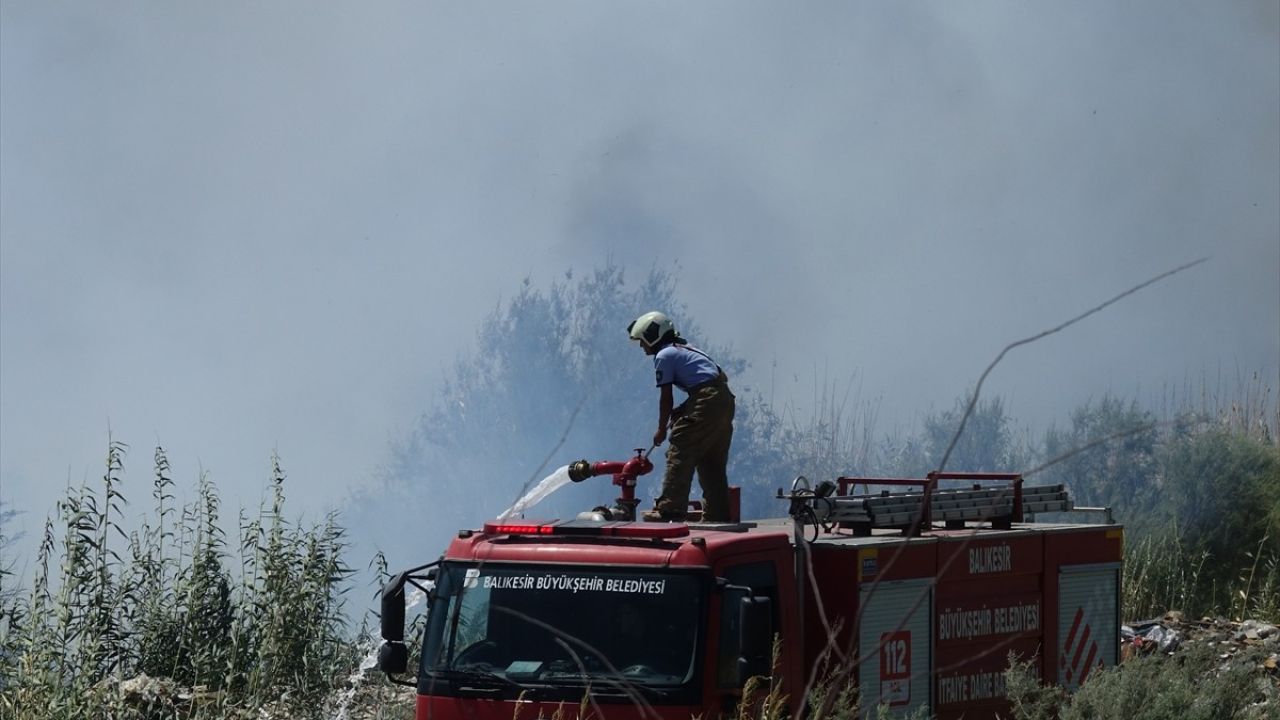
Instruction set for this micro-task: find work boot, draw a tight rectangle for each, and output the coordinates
[641,508,686,523]
[642,496,687,522]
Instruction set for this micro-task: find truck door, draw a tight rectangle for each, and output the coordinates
[1058,562,1120,691]
[858,578,932,719]
[716,560,780,688]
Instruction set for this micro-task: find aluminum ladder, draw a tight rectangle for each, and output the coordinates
[795,472,1073,536]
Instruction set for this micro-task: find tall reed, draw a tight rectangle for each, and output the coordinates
[0,440,356,719]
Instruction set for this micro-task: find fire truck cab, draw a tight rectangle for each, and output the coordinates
[378,472,1122,720]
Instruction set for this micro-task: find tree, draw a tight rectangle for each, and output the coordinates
[0,499,20,605]
[1041,395,1160,529]
[0,499,23,683]
[1158,427,1279,607]
[920,394,1033,474]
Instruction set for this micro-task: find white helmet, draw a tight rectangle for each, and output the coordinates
[627,311,675,349]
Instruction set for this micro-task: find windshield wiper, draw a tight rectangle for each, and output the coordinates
[431,667,545,692]
[544,674,674,699]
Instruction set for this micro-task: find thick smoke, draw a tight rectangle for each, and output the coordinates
[1,3,1275,575]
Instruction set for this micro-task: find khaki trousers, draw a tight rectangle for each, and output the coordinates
[656,380,735,521]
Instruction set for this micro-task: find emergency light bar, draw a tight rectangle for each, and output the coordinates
[486,523,555,535]
[482,520,690,539]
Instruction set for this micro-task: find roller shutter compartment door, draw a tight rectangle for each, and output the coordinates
[1058,563,1119,691]
[858,578,932,719]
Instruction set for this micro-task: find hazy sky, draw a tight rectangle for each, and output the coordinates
[2,2,1277,554]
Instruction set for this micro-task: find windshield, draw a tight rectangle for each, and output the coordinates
[421,562,705,696]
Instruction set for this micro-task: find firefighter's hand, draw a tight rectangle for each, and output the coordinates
[653,427,667,446]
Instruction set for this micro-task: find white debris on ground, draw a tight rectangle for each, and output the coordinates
[1123,612,1279,659]
[1121,611,1280,717]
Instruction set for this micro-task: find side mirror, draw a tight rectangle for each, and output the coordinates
[380,572,408,643]
[376,561,441,679]
[378,571,409,674]
[378,640,409,674]
[738,595,773,681]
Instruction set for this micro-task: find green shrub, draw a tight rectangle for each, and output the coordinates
[1005,643,1278,720]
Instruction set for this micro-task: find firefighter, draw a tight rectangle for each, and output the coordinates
[627,311,735,522]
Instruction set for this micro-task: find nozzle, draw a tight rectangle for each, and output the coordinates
[568,460,594,483]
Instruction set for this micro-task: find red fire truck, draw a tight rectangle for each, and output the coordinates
[377,454,1121,719]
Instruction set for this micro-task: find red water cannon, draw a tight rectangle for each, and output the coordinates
[567,449,653,521]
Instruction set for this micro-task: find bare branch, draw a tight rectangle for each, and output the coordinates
[936,257,1208,474]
